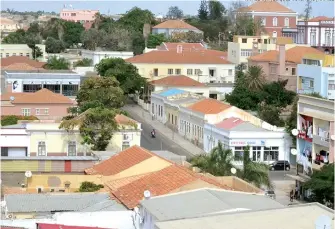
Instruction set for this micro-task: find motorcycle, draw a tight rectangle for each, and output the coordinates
[151,131,156,138]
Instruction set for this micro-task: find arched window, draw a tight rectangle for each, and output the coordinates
[273,17,278,26]
[285,18,289,27]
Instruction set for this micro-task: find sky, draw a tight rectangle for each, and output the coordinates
[1,0,334,18]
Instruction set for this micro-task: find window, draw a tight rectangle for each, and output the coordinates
[62,84,79,96]
[38,141,46,156]
[187,69,193,75]
[43,84,60,94]
[310,80,314,88]
[234,147,244,160]
[228,69,233,76]
[22,108,31,116]
[270,66,277,74]
[310,29,316,46]
[6,53,9,57]
[264,39,268,44]
[175,69,181,75]
[23,84,42,93]
[71,13,76,16]
[257,39,262,43]
[19,53,23,56]
[292,68,296,75]
[240,49,252,57]
[325,29,331,46]
[26,53,30,57]
[263,146,279,161]
[272,31,277,38]
[252,146,261,161]
[67,141,76,156]
[153,68,158,77]
[122,142,130,151]
[284,17,289,27]
[328,80,335,90]
[36,108,40,115]
[273,17,277,26]
[261,17,266,26]
[12,53,16,56]
[242,38,247,43]
[168,69,173,75]
[44,109,49,115]
[194,69,201,75]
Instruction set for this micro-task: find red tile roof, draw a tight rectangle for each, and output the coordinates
[150,75,205,87]
[108,164,231,209]
[1,56,46,70]
[84,145,155,176]
[160,42,205,51]
[249,46,324,64]
[126,50,231,65]
[115,114,138,125]
[37,223,111,229]
[239,1,295,13]
[308,16,334,22]
[0,89,74,104]
[187,98,231,114]
[215,117,244,130]
[153,20,200,30]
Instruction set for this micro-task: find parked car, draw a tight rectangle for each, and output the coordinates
[269,160,290,171]
[265,190,276,199]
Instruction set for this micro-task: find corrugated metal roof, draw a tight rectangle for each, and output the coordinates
[79,200,126,212]
[230,122,269,132]
[159,88,186,97]
[5,193,110,213]
[1,156,98,161]
[140,188,284,221]
[151,150,187,165]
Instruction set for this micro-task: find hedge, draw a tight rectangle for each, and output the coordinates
[1,115,39,126]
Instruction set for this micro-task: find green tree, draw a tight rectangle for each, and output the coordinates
[208,0,226,20]
[73,58,93,67]
[44,56,70,70]
[147,33,167,48]
[198,0,209,20]
[75,76,125,113]
[81,28,105,51]
[190,141,235,176]
[118,7,156,33]
[2,29,26,43]
[26,22,40,34]
[96,58,146,94]
[25,33,43,60]
[258,103,284,127]
[261,80,296,108]
[239,146,272,188]
[1,115,38,126]
[45,37,65,53]
[303,163,334,207]
[62,20,85,47]
[79,181,104,192]
[245,65,266,90]
[166,6,184,19]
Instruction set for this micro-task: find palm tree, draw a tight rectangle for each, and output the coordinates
[238,146,273,189]
[44,56,70,70]
[190,141,235,176]
[245,65,266,91]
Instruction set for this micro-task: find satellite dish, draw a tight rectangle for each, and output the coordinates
[315,215,332,229]
[230,168,237,175]
[290,148,297,155]
[25,171,32,178]
[9,96,15,101]
[291,129,299,136]
[143,190,151,199]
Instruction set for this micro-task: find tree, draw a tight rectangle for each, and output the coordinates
[190,141,235,176]
[79,181,104,192]
[166,6,184,19]
[208,0,226,20]
[2,29,26,43]
[96,58,147,94]
[81,28,105,51]
[245,65,266,90]
[198,0,209,20]
[31,46,43,60]
[1,115,38,126]
[304,0,312,21]
[239,146,272,189]
[285,96,298,145]
[73,58,93,67]
[45,37,65,53]
[62,20,85,47]
[75,77,125,113]
[100,25,132,51]
[26,22,40,34]
[25,33,43,60]
[303,163,334,208]
[44,56,70,70]
[257,103,284,127]
[261,80,296,108]
[147,33,167,48]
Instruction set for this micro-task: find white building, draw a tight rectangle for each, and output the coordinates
[203,117,291,164]
[81,49,134,66]
[0,123,30,157]
[0,44,47,61]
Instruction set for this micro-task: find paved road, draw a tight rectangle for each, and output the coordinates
[269,169,297,181]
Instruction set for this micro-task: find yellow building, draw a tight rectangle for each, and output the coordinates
[228,35,309,65]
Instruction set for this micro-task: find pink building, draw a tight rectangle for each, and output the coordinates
[60,9,99,23]
[1,88,75,120]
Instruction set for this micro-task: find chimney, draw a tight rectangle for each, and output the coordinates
[278,44,286,75]
[177,45,182,54]
[252,40,258,56]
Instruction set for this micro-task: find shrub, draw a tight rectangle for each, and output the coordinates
[1,115,38,126]
[79,181,104,192]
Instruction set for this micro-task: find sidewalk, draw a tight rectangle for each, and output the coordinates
[123,104,205,157]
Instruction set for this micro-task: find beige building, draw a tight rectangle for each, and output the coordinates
[0,44,47,61]
[0,18,20,36]
[228,35,309,65]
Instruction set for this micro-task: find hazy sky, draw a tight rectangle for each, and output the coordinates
[1,0,334,17]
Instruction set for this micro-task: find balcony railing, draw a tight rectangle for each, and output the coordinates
[313,135,330,148]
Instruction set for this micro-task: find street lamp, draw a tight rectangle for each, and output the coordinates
[291,128,299,175]
[230,167,237,175]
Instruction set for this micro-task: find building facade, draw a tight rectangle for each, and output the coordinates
[60,8,99,23]
[152,20,203,38]
[0,44,47,61]
[81,50,134,66]
[297,54,335,100]
[0,17,20,37]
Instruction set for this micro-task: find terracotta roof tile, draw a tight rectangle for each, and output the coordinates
[249,46,324,64]
[215,117,244,130]
[114,114,138,125]
[308,16,334,22]
[0,17,16,25]
[160,42,205,51]
[109,164,231,209]
[239,1,295,13]
[0,89,74,104]
[1,56,46,70]
[150,75,206,87]
[85,145,155,176]
[126,50,231,65]
[105,173,150,191]
[153,20,201,30]
[187,98,231,114]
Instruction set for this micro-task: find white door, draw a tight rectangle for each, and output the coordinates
[8,147,26,157]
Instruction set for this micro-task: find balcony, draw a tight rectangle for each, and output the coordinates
[313,134,329,148]
[297,130,313,142]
